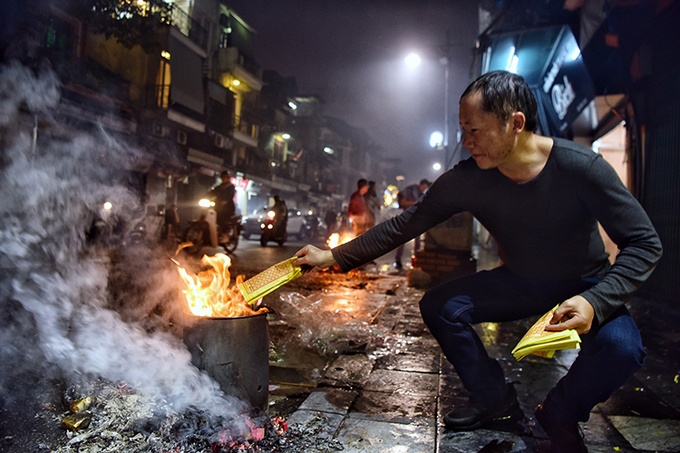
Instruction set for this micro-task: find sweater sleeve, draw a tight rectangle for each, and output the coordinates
[578,155,662,322]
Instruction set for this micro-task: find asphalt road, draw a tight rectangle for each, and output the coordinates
[229,234,319,273]
[229,232,408,276]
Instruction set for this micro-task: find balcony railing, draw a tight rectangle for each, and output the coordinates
[146,0,208,49]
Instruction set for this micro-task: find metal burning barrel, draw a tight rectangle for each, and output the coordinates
[183,313,269,412]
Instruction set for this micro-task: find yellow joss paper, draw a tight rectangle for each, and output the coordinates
[511,305,581,361]
[237,257,304,304]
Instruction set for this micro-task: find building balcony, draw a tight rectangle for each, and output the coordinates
[216,48,263,91]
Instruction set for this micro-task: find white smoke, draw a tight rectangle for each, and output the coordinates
[0,62,245,423]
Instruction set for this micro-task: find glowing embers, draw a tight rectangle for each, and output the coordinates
[175,253,267,318]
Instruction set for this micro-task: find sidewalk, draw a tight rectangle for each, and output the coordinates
[266,244,680,452]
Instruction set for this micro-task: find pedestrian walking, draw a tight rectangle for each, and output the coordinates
[295,70,662,453]
[364,180,381,230]
[324,207,337,239]
[392,178,431,270]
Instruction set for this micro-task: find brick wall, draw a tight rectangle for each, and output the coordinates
[412,248,476,285]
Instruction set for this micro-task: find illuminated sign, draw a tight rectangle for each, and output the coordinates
[538,26,595,133]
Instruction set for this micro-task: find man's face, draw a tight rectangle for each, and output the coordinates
[459,91,516,170]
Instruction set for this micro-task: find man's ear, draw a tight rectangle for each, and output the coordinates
[512,112,526,132]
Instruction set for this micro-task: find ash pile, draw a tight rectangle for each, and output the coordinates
[40,381,344,453]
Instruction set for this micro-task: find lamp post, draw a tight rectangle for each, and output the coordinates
[441,54,450,169]
[405,30,457,172]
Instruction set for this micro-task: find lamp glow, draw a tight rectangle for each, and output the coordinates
[429,131,444,149]
[404,52,422,69]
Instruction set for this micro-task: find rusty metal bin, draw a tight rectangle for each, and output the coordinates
[183,313,269,412]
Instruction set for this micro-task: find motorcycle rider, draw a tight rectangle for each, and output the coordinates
[210,170,237,243]
[271,195,288,239]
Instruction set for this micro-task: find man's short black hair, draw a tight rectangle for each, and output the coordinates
[357,178,368,189]
[460,70,538,132]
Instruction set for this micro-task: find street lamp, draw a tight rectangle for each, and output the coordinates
[404,52,422,69]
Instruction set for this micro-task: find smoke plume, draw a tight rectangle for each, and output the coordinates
[0,62,245,435]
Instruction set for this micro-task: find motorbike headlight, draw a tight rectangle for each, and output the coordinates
[198,198,214,208]
[266,210,276,219]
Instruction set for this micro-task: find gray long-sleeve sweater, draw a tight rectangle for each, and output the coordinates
[332,138,662,323]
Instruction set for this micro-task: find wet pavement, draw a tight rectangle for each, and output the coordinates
[261,243,680,453]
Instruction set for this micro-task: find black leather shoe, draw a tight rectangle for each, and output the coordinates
[535,403,587,453]
[444,386,524,431]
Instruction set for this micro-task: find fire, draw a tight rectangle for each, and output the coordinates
[326,232,354,249]
[176,253,267,317]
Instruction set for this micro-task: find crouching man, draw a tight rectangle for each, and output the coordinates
[295,70,662,452]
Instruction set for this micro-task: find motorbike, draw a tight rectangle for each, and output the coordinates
[198,198,242,253]
[88,201,161,248]
[259,208,287,246]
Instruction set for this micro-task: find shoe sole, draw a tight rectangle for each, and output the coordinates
[445,404,525,431]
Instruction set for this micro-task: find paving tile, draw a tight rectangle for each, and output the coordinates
[286,408,345,440]
[583,412,638,452]
[374,348,440,374]
[297,388,358,415]
[322,354,375,387]
[352,389,437,422]
[608,415,680,452]
[335,416,435,452]
[437,426,529,452]
[503,358,569,410]
[393,317,431,336]
[363,368,439,397]
[597,376,680,419]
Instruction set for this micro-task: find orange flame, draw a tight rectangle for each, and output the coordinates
[176,253,267,317]
[326,232,354,249]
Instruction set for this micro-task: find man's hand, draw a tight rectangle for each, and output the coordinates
[294,245,336,270]
[544,295,595,335]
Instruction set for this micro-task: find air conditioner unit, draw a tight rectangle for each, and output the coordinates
[176,130,187,145]
[152,122,169,137]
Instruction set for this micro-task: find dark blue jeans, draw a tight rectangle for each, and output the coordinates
[419,265,646,423]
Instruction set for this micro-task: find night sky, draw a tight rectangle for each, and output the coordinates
[226,0,480,185]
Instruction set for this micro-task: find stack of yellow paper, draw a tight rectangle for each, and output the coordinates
[511,306,581,361]
[237,257,304,304]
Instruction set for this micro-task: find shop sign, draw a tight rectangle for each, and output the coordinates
[539,26,595,133]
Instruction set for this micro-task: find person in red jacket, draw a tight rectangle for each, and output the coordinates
[347,178,369,236]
